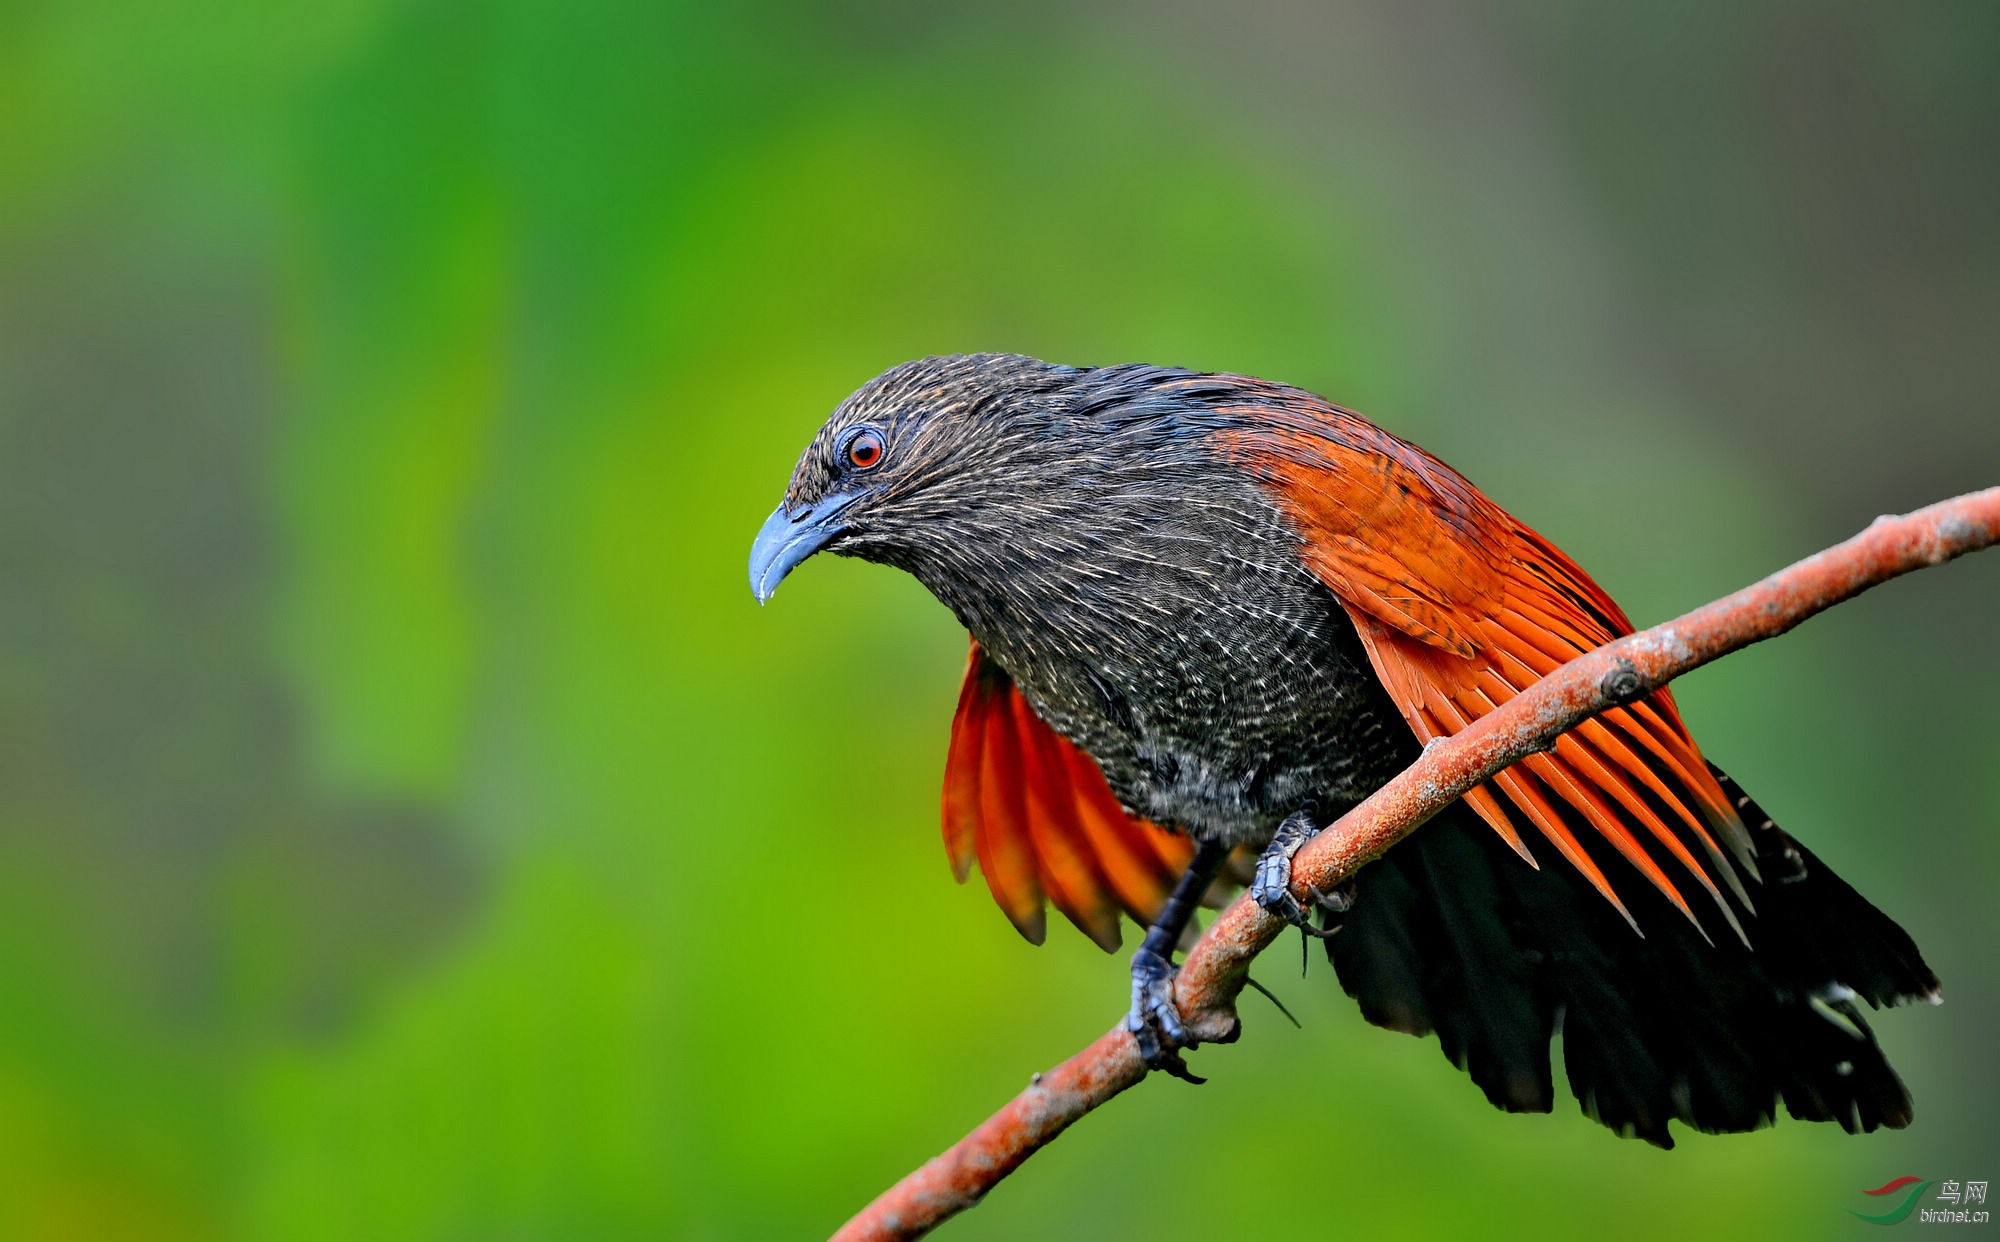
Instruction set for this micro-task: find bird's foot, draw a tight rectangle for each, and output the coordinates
[1127,947,1205,1083]
[1250,807,1353,938]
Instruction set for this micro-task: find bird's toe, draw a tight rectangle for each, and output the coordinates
[1251,807,1343,937]
[1126,948,1205,1083]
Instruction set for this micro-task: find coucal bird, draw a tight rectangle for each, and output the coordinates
[748,353,1937,1146]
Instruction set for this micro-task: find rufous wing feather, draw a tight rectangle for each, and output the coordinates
[1220,397,1752,942]
[942,641,1191,949]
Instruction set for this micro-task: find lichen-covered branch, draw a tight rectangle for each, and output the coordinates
[830,486,2000,1242]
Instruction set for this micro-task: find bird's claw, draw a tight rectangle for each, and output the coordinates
[1127,947,1205,1083]
[1250,807,1352,938]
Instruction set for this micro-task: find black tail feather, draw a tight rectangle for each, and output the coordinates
[1326,765,1936,1147]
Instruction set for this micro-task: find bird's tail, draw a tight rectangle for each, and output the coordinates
[1322,764,1937,1146]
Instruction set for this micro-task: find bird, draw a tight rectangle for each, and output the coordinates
[747,352,1937,1147]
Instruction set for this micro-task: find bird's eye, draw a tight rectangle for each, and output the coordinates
[846,429,885,471]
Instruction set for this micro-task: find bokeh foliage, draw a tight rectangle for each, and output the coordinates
[0,2,1995,1238]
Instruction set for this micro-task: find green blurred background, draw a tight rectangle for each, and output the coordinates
[1,1,1996,1237]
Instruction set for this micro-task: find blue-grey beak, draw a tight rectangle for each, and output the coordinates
[748,491,858,603]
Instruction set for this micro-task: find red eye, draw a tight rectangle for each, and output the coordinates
[846,429,885,470]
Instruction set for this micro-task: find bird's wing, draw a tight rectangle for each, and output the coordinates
[1219,398,1759,939]
[943,641,1195,950]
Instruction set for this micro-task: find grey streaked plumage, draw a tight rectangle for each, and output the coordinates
[787,352,1413,845]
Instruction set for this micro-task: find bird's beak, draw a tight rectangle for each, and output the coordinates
[748,491,858,603]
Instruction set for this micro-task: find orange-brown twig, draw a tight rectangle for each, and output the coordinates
[831,487,2000,1242]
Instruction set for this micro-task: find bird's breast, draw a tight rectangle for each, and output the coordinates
[932,476,1420,846]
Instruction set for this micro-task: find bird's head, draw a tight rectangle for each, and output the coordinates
[748,353,1082,603]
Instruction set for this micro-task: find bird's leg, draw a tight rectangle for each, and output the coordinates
[1127,839,1231,1083]
[1250,806,1353,938]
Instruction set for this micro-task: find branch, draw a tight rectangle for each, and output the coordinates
[831,486,2000,1242]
